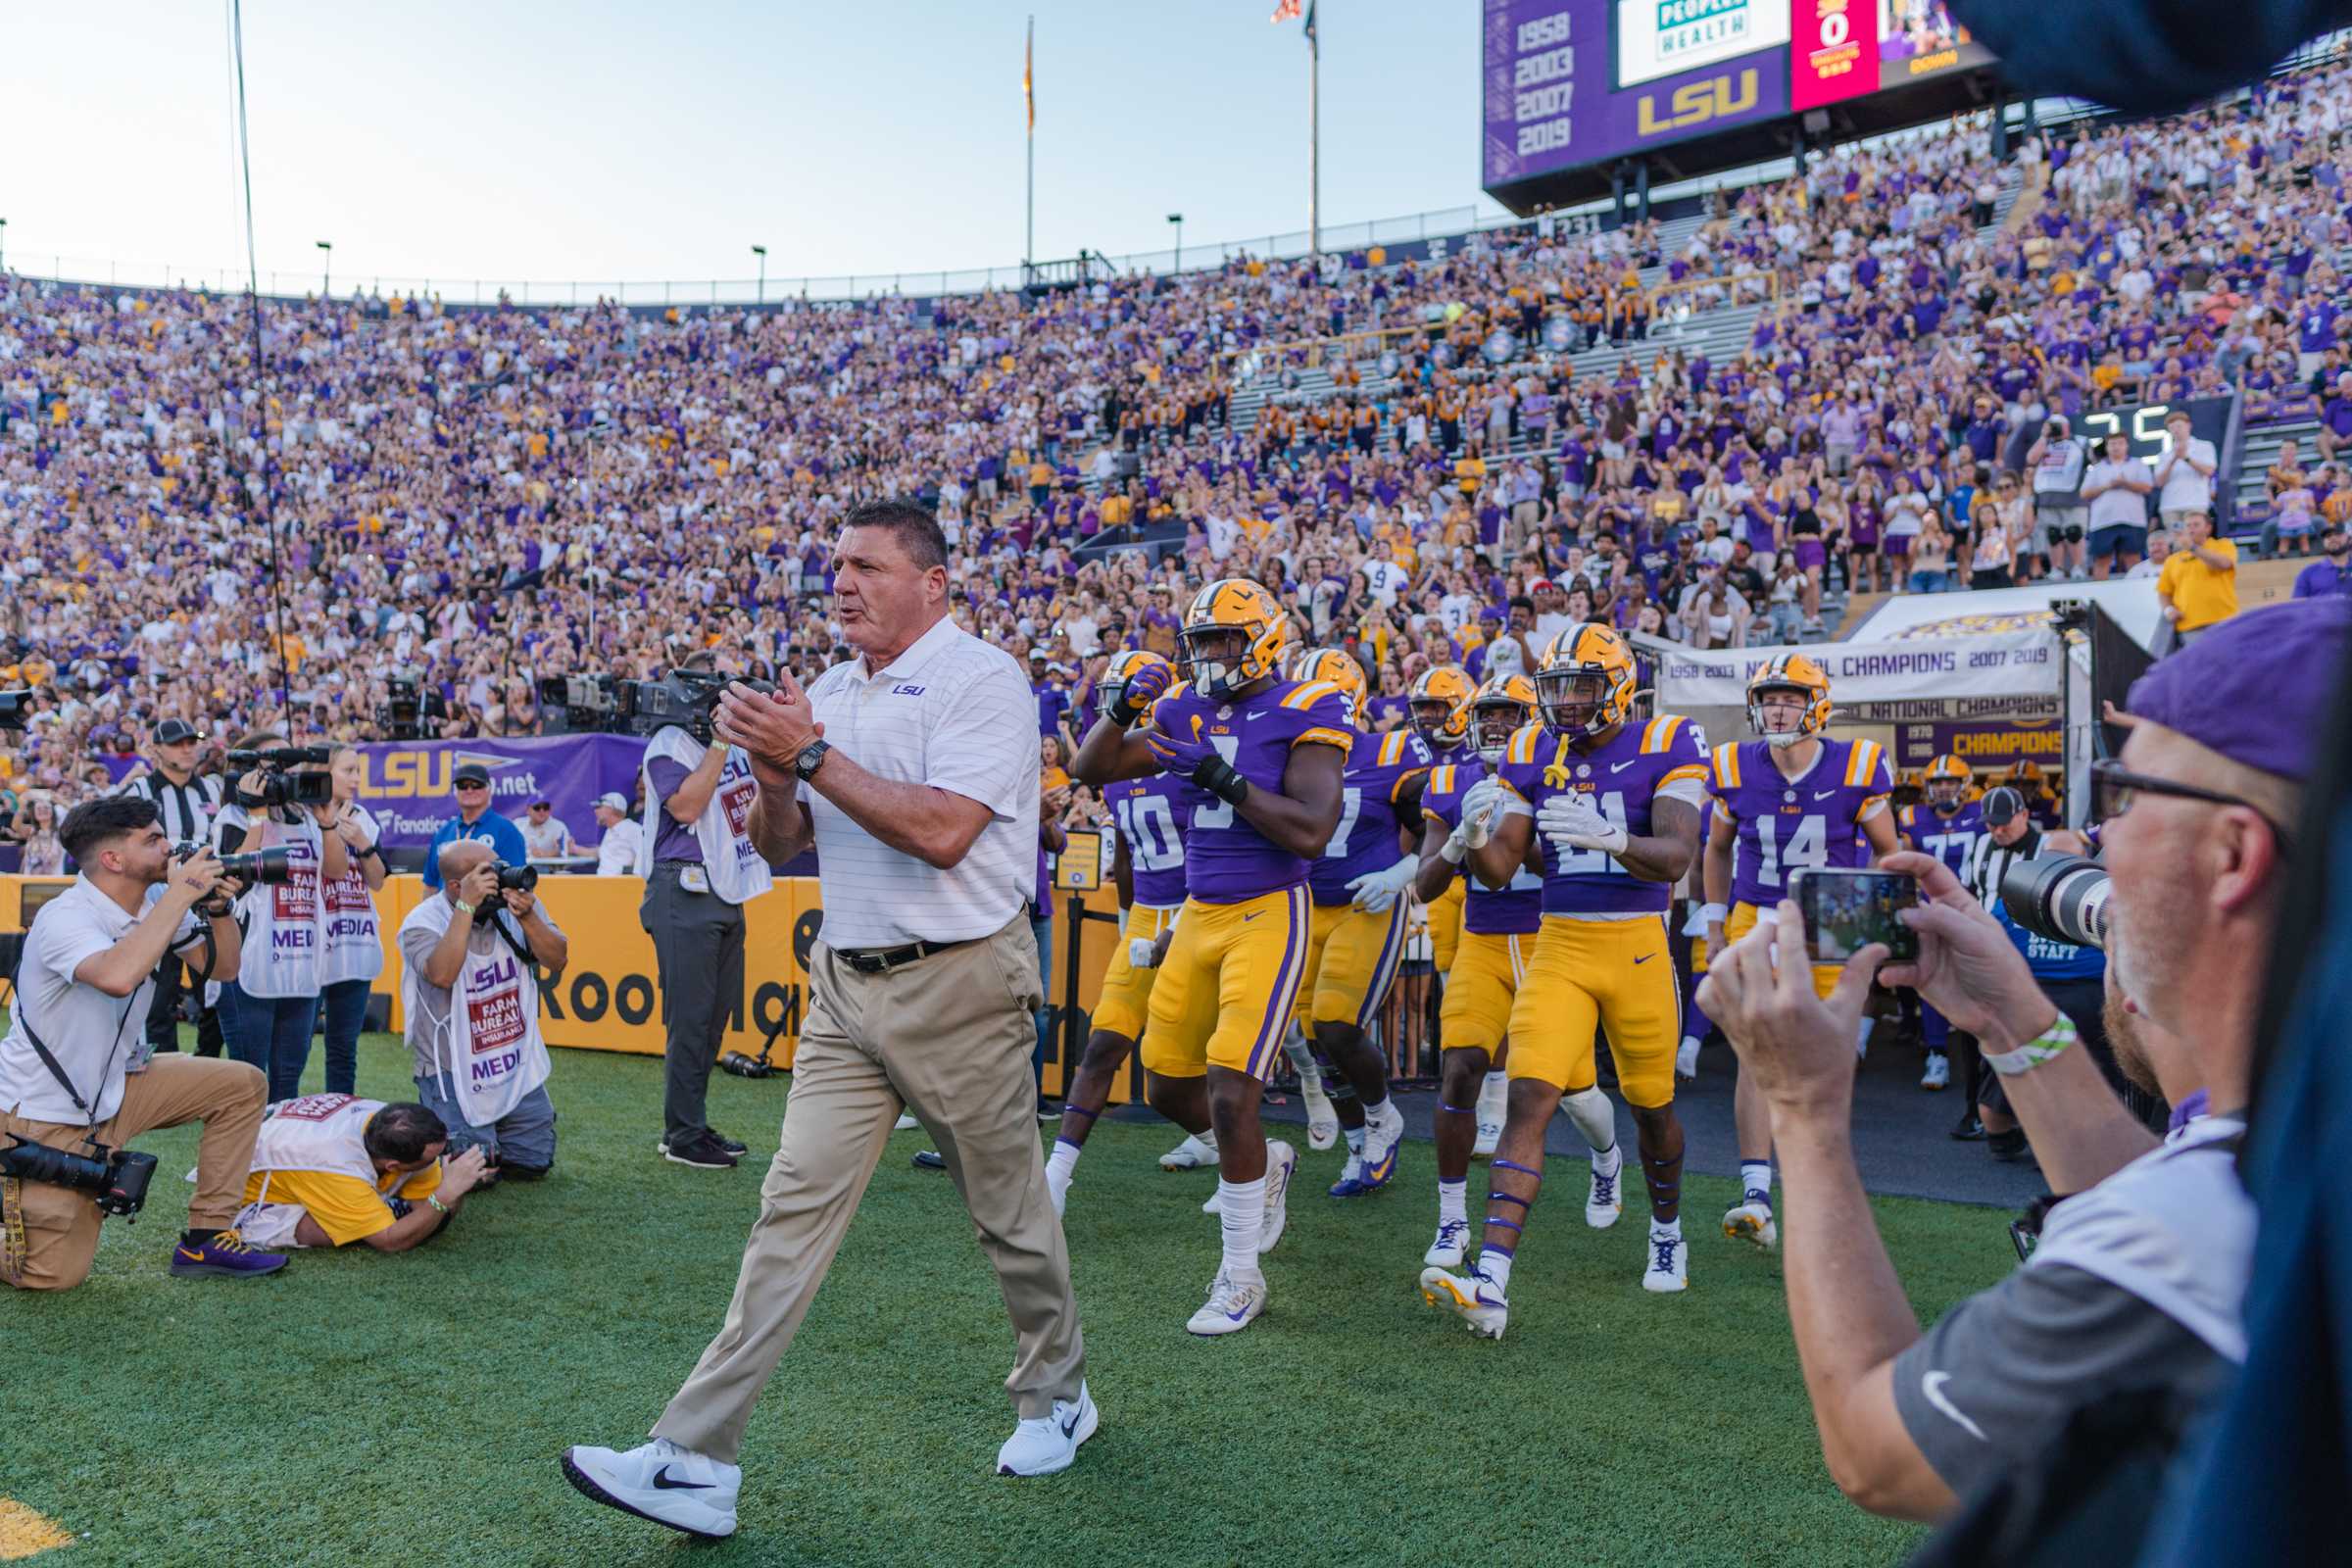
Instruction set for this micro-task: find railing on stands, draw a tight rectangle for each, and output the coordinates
[1215,323,1429,377]
[1646,267,1779,322]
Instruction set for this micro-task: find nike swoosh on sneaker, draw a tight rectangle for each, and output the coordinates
[1059,1410,1080,1438]
[652,1466,714,1491]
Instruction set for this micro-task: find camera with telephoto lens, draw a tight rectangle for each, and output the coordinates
[616,668,776,742]
[172,841,294,887]
[0,689,30,730]
[226,745,336,808]
[0,1135,159,1218]
[2000,853,2111,951]
[493,861,538,893]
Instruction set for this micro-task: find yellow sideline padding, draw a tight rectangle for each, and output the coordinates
[2,873,1130,1099]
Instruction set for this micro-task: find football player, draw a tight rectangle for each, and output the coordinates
[1046,652,1200,1215]
[1421,624,1710,1335]
[1281,648,1431,1198]
[1070,579,1349,1337]
[1898,755,1985,1099]
[1404,665,1494,1135]
[1411,671,1542,1270]
[1699,654,1897,1252]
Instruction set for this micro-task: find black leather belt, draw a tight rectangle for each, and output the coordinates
[834,937,977,974]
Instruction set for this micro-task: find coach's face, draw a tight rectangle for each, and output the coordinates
[833,525,946,659]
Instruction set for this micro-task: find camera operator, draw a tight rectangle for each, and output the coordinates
[1953,785,2118,1158]
[233,1095,493,1252]
[395,840,568,1177]
[318,746,388,1098]
[214,743,348,1102]
[113,718,228,1062]
[1693,596,2343,1525]
[639,657,771,1171]
[2025,416,2089,583]
[0,797,283,1290]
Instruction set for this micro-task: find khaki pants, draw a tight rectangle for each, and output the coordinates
[2,1055,268,1291]
[653,915,1085,1462]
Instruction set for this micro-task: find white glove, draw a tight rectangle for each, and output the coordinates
[1129,936,1161,970]
[1346,855,1421,913]
[1460,776,1504,819]
[1684,900,1726,938]
[1538,792,1628,856]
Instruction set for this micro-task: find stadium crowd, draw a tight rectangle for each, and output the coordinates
[2,58,2349,848]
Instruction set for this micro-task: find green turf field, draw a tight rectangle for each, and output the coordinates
[1,1033,2013,1567]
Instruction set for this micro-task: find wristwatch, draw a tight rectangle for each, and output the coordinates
[793,738,833,782]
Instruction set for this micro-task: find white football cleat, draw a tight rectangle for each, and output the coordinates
[1423,1217,1470,1269]
[893,1112,919,1132]
[1259,1140,1297,1253]
[1419,1265,1509,1339]
[1185,1267,1269,1336]
[1160,1131,1220,1171]
[1723,1196,1779,1251]
[1364,1102,1407,1173]
[1675,1035,1701,1082]
[1921,1052,1950,1091]
[561,1438,740,1539]
[1642,1229,1690,1294]
[1586,1156,1624,1229]
[1298,1072,1340,1152]
[996,1383,1100,1476]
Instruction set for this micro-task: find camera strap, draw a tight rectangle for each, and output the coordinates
[5,941,126,1133]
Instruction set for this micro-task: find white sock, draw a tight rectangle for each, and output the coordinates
[1364,1096,1394,1126]
[1217,1177,1265,1278]
[1344,1123,1367,1155]
[1193,1126,1220,1152]
[1740,1159,1774,1204]
[1592,1139,1622,1178]
[1284,1029,1321,1084]
[1561,1087,1616,1154]
[1482,1070,1507,1102]
[1046,1141,1080,1185]
[1439,1178,1468,1225]
[1650,1214,1683,1241]
[1478,1248,1514,1292]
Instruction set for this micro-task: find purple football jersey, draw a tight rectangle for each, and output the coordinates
[1497,715,1711,916]
[1107,772,1197,908]
[1710,737,1894,908]
[1307,727,1433,904]
[1899,798,1986,879]
[1150,678,1355,903]
[1421,757,1542,935]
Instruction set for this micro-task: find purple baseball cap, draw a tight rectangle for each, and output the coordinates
[2125,598,2352,782]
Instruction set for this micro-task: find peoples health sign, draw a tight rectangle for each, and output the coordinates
[1616,0,1789,86]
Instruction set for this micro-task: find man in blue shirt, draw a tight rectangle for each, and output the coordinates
[419,761,529,889]
[2295,525,2352,597]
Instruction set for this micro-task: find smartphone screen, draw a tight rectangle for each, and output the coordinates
[1789,868,1920,963]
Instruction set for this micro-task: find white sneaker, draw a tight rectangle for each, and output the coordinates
[1159,1131,1220,1171]
[1642,1228,1690,1294]
[1675,1035,1700,1082]
[1586,1154,1624,1229]
[996,1383,1100,1476]
[1185,1267,1268,1336]
[1419,1265,1509,1339]
[1423,1217,1471,1268]
[1298,1072,1340,1152]
[1723,1195,1779,1250]
[1921,1051,1950,1091]
[1259,1140,1297,1253]
[893,1112,919,1132]
[561,1438,740,1539]
[1472,1076,1505,1158]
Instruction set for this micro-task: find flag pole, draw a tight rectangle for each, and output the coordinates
[1308,3,1321,258]
[1024,15,1036,283]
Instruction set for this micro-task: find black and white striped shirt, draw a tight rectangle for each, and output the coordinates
[116,770,225,846]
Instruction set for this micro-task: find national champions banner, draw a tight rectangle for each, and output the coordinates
[1652,630,2063,721]
[351,734,648,855]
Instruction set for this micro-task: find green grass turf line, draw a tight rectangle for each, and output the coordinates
[0,1031,2012,1567]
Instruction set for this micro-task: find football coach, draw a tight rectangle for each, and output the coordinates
[562,499,1092,1541]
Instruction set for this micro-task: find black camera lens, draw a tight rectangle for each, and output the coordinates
[1999,853,2110,952]
[494,862,539,892]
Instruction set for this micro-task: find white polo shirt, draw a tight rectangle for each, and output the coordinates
[802,615,1040,948]
[0,876,205,1125]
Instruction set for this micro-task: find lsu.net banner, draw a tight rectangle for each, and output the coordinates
[351,734,646,854]
[1652,630,2063,720]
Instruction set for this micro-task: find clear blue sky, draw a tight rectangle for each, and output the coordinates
[2,1,1501,289]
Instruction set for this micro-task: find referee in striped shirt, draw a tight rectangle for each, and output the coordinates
[115,718,227,1059]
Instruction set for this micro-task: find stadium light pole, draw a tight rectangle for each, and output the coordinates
[317,240,331,297]
[0,218,8,274]
[1168,213,1183,274]
[752,243,767,306]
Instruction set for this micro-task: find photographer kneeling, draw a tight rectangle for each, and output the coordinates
[1697,598,2342,1523]
[395,841,568,1177]
[233,1095,493,1251]
[1,798,283,1289]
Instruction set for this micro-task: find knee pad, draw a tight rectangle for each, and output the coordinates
[1560,1087,1617,1152]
